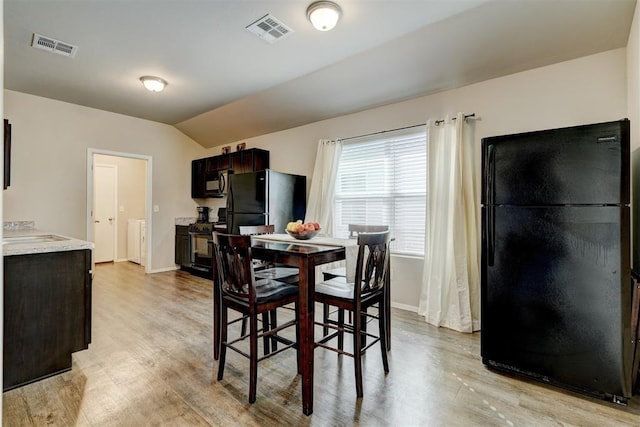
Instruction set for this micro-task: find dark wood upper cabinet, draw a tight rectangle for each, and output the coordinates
[4,119,11,190]
[231,149,270,174]
[191,158,206,198]
[191,148,269,198]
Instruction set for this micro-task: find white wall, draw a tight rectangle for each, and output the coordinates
[3,90,207,271]
[3,48,629,310]
[205,48,628,311]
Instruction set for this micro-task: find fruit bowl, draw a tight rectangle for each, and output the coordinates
[286,229,320,240]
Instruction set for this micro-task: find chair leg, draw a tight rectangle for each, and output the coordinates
[361,308,368,348]
[378,304,389,373]
[213,283,221,361]
[323,303,330,337]
[383,300,391,351]
[337,308,345,351]
[217,307,228,381]
[353,307,363,398]
[385,285,391,351]
[295,302,301,375]
[270,309,278,352]
[249,313,258,404]
[241,316,248,337]
[261,312,270,356]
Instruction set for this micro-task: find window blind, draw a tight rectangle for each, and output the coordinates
[334,126,427,256]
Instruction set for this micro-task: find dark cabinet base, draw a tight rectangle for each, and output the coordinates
[3,249,92,391]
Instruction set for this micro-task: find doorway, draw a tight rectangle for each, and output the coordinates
[87,149,152,273]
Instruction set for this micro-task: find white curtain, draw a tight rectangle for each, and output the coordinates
[304,139,342,234]
[418,113,481,333]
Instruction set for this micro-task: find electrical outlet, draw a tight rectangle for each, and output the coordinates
[153,205,159,212]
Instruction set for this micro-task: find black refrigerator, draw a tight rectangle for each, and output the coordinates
[226,169,306,234]
[481,119,632,404]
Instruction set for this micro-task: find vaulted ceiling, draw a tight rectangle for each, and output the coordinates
[4,0,636,148]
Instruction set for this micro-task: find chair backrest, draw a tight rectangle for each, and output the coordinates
[354,230,391,300]
[212,232,257,301]
[238,224,275,235]
[348,224,389,239]
[238,225,277,270]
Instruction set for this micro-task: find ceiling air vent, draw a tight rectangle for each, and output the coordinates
[245,14,294,44]
[31,33,78,58]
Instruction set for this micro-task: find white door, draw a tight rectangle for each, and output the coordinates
[94,164,117,263]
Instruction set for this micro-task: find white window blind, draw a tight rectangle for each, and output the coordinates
[334,126,427,256]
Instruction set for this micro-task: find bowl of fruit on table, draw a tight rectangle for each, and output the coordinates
[286,220,321,240]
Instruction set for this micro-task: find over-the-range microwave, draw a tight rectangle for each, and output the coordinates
[205,169,231,198]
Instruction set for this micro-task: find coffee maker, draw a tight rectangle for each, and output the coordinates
[196,206,210,223]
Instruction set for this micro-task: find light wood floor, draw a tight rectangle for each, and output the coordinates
[3,262,640,426]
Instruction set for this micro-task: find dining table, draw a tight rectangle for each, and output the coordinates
[212,233,355,416]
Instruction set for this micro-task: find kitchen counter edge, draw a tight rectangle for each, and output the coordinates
[3,229,94,256]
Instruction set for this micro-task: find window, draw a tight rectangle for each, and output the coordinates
[333,126,427,256]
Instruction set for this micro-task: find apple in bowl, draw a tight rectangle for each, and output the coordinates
[286,220,321,240]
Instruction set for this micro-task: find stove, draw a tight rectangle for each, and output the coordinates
[189,207,226,233]
[189,221,213,233]
[189,207,215,276]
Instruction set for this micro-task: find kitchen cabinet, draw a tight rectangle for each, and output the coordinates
[175,225,191,268]
[207,154,231,172]
[4,249,92,391]
[4,119,11,190]
[231,149,269,174]
[191,159,206,198]
[191,148,269,198]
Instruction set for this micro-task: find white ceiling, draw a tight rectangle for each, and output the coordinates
[4,0,637,148]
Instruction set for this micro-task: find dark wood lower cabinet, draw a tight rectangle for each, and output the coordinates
[175,225,191,268]
[3,249,92,391]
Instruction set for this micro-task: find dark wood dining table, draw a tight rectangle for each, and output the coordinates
[212,237,346,416]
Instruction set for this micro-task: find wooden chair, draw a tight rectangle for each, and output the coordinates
[238,225,299,283]
[212,232,299,403]
[322,224,391,350]
[238,224,298,354]
[314,230,391,397]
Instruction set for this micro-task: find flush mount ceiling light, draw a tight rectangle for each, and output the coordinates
[139,76,167,92]
[306,1,342,31]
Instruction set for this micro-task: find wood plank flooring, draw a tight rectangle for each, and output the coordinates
[3,261,640,426]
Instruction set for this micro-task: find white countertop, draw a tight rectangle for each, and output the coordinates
[3,229,94,256]
[175,217,196,226]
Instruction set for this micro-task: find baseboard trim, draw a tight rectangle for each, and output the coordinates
[391,302,418,313]
[148,266,180,274]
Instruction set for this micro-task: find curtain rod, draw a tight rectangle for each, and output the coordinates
[338,123,425,143]
[434,113,477,126]
[338,113,478,142]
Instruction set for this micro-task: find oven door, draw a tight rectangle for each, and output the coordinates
[190,232,213,271]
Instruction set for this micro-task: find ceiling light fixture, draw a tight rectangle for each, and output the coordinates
[306,1,342,32]
[140,76,167,92]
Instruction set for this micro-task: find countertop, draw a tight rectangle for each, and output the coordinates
[3,229,95,256]
[175,217,196,226]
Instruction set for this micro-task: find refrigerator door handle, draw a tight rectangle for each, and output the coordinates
[487,206,495,266]
[487,144,495,266]
[226,180,234,233]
